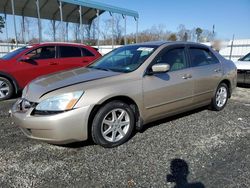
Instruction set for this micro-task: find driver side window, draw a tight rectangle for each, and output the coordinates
[155,48,187,71]
[26,46,56,60]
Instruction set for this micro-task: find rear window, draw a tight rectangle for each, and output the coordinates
[81,48,94,57]
[59,46,82,58]
[189,48,219,67]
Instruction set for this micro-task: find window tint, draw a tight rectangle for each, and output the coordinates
[189,48,219,67]
[88,45,157,73]
[81,48,94,56]
[2,46,29,60]
[60,46,81,58]
[155,48,187,71]
[240,53,250,61]
[26,46,55,60]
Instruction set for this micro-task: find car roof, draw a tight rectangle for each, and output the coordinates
[129,41,209,48]
[30,42,89,47]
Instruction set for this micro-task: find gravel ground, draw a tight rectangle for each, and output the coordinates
[0,87,249,188]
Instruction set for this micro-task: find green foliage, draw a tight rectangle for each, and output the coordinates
[0,16,5,33]
[195,27,203,35]
[195,27,203,42]
[167,33,177,41]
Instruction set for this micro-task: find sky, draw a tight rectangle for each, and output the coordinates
[0,0,249,41]
[99,0,250,40]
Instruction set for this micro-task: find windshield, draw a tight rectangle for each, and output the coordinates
[88,45,157,73]
[240,53,250,61]
[1,46,29,60]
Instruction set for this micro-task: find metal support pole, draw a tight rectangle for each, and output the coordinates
[110,12,114,49]
[4,14,9,51]
[22,15,26,44]
[11,0,18,47]
[135,17,138,43]
[229,34,234,60]
[79,6,83,43]
[53,20,56,41]
[96,9,100,48]
[66,22,69,42]
[123,15,127,45]
[59,1,64,42]
[36,0,42,43]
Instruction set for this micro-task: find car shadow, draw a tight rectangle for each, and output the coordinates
[166,158,205,188]
[139,106,208,133]
[60,139,95,148]
[63,106,208,148]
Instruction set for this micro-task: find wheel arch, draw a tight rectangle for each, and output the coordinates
[87,95,141,138]
[219,79,232,98]
[0,71,20,94]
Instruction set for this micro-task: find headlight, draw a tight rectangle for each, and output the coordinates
[35,91,84,111]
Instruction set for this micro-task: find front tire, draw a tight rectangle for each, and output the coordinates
[0,77,14,101]
[91,101,135,148]
[210,83,229,111]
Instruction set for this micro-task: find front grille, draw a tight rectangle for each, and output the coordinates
[17,99,37,112]
[238,69,250,73]
[238,69,243,73]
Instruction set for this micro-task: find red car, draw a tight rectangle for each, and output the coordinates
[0,43,102,100]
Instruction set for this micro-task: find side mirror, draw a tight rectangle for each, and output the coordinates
[149,63,170,74]
[20,55,30,62]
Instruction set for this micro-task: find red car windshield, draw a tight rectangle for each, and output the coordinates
[1,46,29,60]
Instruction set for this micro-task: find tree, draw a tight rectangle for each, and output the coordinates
[72,23,80,42]
[46,20,60,41]
[0,16,5,33]
[103,15,123,45]
[200,29,214,42]
[168,33,177,41]
[177,24,190,41]
[183,32,188,41]
[195,27,203,42]
[22,17,37,43]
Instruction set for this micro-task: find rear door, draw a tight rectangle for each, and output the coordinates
[58,45,95,70]
[143,45,194,120]
[81,47,98,65]
[187,46,222,105]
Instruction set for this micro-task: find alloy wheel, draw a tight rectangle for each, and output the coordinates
[101,108,130,142]
[216,86,228,108]
[0,80,10,99]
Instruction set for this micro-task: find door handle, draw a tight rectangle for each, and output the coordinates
[182,74,192,79]
[49,62,58,65]
[82,60,89,63]
[214,68,221,72]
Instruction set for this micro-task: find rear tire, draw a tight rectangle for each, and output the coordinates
[0,77,14,101]
[91,101,135,148]
[210,83,229,111]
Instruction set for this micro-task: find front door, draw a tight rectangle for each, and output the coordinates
[143,45,194,121]
[14,45,58,88]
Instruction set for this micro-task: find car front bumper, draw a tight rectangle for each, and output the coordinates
[237,69,250,84]
[11,100,92,144]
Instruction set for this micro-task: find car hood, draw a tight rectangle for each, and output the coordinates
[23,68,122,102]
[234,61,250,70]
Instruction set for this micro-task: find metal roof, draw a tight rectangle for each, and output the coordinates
[62,0,139,18]
[0,0,138,24]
